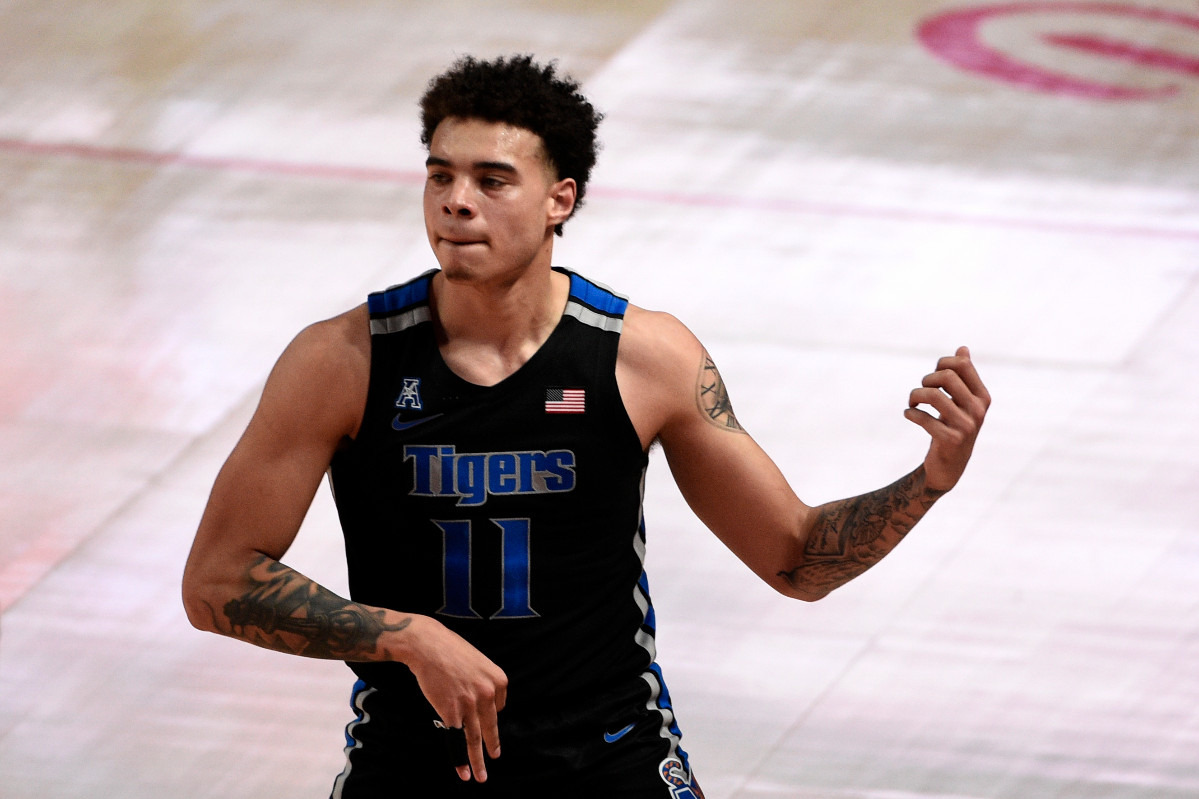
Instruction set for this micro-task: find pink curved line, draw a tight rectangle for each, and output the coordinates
[918,2,1199,99]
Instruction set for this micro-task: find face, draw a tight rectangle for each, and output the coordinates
[423,117,576,284]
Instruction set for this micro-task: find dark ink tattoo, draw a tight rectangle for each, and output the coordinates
[777,467,946,596]
[697,352,745,432]
[221,556,410,659]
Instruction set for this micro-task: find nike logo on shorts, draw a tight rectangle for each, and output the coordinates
[392,413,443,432]
[604,723,636,744]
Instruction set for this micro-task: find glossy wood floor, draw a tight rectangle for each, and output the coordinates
[2,1,1197,796]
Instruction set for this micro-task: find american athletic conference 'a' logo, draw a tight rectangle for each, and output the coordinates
[395,377,423,410]
[918,2,1199,99]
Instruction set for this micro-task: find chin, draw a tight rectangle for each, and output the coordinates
[436,256,480,281]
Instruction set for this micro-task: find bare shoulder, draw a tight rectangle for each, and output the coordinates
[619,303,702,370]
[616,304,705,447]
[260,304,371,441]
[281,304,368,374]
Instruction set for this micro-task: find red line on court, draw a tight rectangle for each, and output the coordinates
[1045,33,1199,78]
[0,136,427,185]
[2,135,1198,242]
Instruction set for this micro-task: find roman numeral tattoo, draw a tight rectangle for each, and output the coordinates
[210,555,410,659]
[777,467,946,596]
[697,351,745,432]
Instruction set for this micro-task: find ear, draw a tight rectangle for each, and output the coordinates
[546,177,577,228]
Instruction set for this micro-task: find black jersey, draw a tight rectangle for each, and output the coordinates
[328,268,680,730]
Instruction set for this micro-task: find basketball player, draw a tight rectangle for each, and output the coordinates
[182,55,989,797]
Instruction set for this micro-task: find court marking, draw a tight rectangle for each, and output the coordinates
[2,136,1196,243]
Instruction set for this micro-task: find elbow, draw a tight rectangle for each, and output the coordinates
[180,563,220,633]
[781,583,831,603]
[180,586,209,632]
[770,570,832,603]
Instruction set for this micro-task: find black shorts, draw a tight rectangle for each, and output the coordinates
[329,677,705,798]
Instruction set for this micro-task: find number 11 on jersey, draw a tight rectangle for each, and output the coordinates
[433,518,538,619]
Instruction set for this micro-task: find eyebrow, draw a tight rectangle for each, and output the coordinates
[425,156,517,173]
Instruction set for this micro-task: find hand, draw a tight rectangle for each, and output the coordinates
[400,615,508,783]
[904,346,990,492]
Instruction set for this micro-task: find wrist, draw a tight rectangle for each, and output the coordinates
[918,463,955,496]
[379,611,429,664]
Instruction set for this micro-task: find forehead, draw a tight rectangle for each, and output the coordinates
[427,117,549,169]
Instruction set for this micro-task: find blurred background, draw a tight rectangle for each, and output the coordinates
[1,1,1197,796]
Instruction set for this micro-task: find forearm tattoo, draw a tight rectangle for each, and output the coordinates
[697,351,745,432]
[777,467,946,595]
[213,555,409,659]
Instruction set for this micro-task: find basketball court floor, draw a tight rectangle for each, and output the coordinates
[1,1,1197,796]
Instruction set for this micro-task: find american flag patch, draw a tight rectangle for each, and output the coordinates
[545,388,586,414]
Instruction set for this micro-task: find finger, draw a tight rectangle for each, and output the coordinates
[908,386,967,427]
[903,406,940,435]
[905,397,967,446]
[480,697,502,760]
[921,369,969,404]
[463,716,488,783]
[921,368,989,434]
[904,407,967,449]
[938,346,991,409]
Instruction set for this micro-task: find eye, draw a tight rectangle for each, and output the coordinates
[427,172,451,185]
[480,177,506,190]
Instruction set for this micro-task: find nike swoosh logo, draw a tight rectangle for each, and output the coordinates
[391,413,443,432]
[603,723,636,744]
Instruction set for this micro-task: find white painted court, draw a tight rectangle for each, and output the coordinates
[1,1,1197,796]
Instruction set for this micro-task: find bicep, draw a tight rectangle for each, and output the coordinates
[622,311,813,588]
[187,318,366,576]
[195,413,332,562]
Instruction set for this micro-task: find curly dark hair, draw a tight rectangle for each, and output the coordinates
[419,54,603,236]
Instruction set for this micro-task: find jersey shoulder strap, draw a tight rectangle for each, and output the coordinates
[367,269,436,336]
[560,269,628,333]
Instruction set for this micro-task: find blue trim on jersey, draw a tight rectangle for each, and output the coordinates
[649,663,691,768]
[332,679,377,798]
[569,272,628,317]
[638,571,657,632]
[368,272,432,316]
[343,679,370,747]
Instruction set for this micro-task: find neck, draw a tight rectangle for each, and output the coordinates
[431,265,570,386]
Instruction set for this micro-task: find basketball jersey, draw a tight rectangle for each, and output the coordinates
[327,267,670,722]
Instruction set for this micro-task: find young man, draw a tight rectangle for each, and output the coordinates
[183,55,989,797]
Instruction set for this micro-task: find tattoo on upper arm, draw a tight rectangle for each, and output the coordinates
[776,467,946,595]
[697,351,745,432]
[217,556,409,659]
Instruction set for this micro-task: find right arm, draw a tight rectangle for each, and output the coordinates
[182,306,389,656]
[181,307,505,783]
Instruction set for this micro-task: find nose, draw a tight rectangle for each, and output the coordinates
[443,180,475,218]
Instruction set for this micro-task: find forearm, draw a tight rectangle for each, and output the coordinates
[777,465,946,599]
[184,553,411,661]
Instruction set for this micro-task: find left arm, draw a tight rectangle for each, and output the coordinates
[618,308,989,600]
